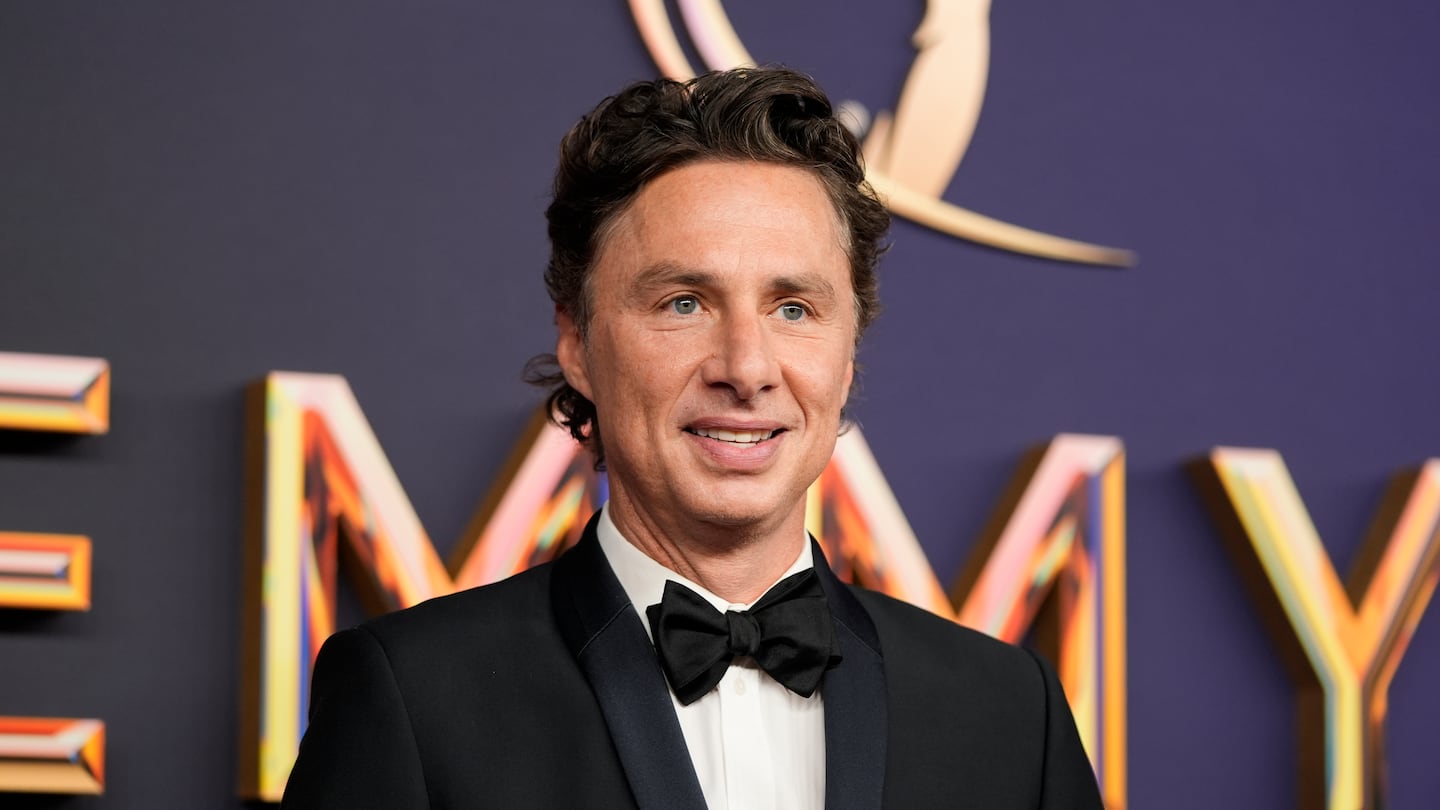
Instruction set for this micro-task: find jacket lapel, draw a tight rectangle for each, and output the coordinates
[550,514,708,810]
[813,539,889,810]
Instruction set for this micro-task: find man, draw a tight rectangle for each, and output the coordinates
[282,67,1104,809]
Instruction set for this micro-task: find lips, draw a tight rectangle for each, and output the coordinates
[682,423,787,469]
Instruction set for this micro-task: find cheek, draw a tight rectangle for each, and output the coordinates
[625,333,700,385]
[792,348,854,407]
[599,343,686,416]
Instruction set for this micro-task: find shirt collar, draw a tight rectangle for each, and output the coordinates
[595,501,814,643]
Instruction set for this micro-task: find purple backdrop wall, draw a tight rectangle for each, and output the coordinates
[2,1,1438,807]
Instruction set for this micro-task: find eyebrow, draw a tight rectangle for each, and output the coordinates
[629,262,714,295]
[771,273,839,301]
[628,261,841,302]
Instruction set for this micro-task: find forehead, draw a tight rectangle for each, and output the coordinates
[591,160,850,292]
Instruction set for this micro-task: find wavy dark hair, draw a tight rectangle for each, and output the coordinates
[526,67,890,467]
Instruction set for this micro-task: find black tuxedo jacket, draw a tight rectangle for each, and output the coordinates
[283,517,1103,809]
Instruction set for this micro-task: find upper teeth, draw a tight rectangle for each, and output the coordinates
[693,428,775,443]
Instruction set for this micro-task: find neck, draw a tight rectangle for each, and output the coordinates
[606,490,808,604]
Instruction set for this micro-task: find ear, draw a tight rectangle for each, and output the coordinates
[841,357,855,407]
[555,307,594,400]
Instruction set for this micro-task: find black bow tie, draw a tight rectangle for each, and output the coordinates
[646,569,843,706]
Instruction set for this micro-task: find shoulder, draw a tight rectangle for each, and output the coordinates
[842,593,1102,807]
[849,586,1028,661]
[845,586,1069,805]
[312,562,586,722]
[848,586,1048,699]
[349,563,559,666]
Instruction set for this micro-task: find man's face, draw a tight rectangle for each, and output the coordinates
[557,160,856,539]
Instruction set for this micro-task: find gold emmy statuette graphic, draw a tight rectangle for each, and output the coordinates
[629,0,1135,267]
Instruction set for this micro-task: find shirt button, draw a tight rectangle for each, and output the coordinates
[734,678,747,696]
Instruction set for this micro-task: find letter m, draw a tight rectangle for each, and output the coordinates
[239,373,599,800]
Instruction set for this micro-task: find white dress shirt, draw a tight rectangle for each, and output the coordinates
[595,504,826,810]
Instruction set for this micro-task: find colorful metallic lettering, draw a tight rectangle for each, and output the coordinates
[0,533,91,611]
[0,351,110,434]
[0,350,108,796]
[949,435,1126,808]
[1192,449,1440,810]
[0,718,105,796]
[240,373,600,799]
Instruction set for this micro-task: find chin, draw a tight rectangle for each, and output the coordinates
[686,499,769,526]
[684,488,798,533]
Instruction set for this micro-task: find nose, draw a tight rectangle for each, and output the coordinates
[700,313,781,401]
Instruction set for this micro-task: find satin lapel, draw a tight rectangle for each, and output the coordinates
[550,514,708,810]
[812,539,888,810]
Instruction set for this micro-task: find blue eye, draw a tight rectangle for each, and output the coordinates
[778,304,806,322]
[670,296,699,315]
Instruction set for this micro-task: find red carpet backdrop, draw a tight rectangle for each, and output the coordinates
[1,2,1438,808]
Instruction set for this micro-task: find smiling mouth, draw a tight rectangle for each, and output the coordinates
[684,427,784,445]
